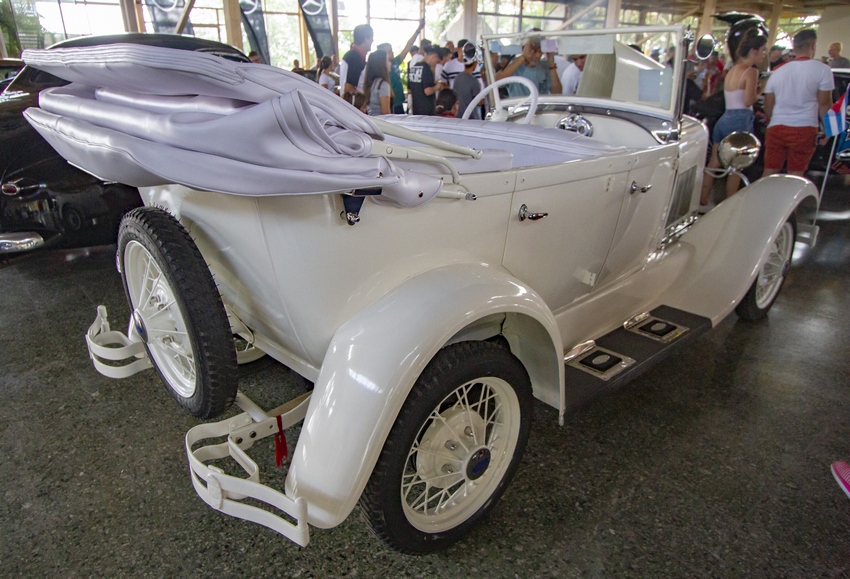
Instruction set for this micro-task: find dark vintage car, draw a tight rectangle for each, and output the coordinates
[0,35,249,254]
[0,58,24,88]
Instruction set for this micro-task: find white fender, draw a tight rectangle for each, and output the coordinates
[660,174,818,325]
[284,263,562,528]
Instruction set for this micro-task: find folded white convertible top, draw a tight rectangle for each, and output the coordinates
[22,44,442,207]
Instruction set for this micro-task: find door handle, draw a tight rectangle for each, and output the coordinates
[630,181,652,195]
[518,204,548,221]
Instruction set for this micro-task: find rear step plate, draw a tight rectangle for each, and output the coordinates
[627,316,689,343]
[567,347,635,381]
[564,306,711,418]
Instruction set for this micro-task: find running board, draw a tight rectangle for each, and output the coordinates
[564,306,712,417]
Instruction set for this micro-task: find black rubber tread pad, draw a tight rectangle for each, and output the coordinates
[564,306,711,418]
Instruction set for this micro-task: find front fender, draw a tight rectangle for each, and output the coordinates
[285,263,562,528]
[660,174,818,325]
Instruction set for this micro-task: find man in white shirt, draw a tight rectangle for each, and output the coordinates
[762,29,835,177]
[409,39,431,68]
[560,54,586,95]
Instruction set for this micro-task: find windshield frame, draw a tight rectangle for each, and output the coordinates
[481,25,689,125]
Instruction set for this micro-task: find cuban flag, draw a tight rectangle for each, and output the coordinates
[823,90,848,138]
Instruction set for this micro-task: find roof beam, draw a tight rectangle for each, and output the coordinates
[175,0,196,35]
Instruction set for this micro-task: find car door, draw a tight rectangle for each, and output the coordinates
[501,154,632,311]
[593,143,679,289]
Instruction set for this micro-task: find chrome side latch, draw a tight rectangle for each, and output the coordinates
[518,204,548,221]
[630,181,652,195]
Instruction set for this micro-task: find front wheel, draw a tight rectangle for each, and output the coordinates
[360,341,533,554]
[118,207,238,418]
[736,215,796,321]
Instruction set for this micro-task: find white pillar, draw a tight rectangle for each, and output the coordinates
[605,0,621,28]
[222,0,244,50]
[464,0,477,43]
[767,0,783,49]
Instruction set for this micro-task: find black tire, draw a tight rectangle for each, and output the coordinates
[736,215,796,322]
[118,207,237,418]
[360,341,533,554]
[63,206,84,231]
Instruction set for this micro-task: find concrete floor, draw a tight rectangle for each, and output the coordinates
[2,175,849,578]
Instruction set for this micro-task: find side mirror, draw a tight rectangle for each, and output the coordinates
[718,132,761,170]
[695,34,716,60]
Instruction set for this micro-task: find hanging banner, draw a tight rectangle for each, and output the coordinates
[240,0,270,64]
[298,0,333,59]
[143,0,195,35]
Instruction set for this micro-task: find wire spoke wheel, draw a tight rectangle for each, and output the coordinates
[402,376,520,532]
[118,207,237,418]
[754,221,794,309]
[736,216,796,322]
[361,341,532,554]
[125,240,197,398]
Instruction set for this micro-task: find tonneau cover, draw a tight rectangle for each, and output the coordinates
[22,44,442,207]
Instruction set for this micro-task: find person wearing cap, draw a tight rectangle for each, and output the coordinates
[762,29,835,178]
[454,43,484,119]
[495,34,561,97]
[769,45,788,70]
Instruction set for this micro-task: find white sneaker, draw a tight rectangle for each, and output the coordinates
[698,202,715,214]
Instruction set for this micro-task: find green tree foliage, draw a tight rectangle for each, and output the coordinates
[1,0,21,56]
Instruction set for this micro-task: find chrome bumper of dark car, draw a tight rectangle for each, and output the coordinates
[0,231,45,253]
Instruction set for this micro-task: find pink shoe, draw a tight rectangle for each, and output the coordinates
[831,461,850,500]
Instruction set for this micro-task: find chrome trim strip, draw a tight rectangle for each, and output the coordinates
[0,232,45,253]
[623,312,651,330]
[564,339,596,363]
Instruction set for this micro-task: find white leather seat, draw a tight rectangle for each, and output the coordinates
[382,115,627,169]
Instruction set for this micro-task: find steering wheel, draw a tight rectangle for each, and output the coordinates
[461,76,539,124]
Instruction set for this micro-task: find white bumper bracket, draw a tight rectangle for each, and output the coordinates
[185,391,312,547]
[86,305,153,378]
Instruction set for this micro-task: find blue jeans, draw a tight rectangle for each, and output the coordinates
[713,108,754,144]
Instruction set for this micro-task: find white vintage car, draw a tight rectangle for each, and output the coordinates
[23,25,819,554]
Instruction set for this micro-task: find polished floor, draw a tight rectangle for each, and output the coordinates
[2,175,849,578]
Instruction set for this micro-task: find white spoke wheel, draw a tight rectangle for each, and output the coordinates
[736,215,796,321]
[118,208,237,418]
[360,341,532,554]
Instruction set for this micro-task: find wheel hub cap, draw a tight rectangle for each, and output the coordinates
[415,406,486,489]
[465,448,491,480]
[132,309,148,343]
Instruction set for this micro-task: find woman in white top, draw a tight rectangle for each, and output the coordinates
[700,31,768,208]
[364,49,392,116]
[318,56,336,91]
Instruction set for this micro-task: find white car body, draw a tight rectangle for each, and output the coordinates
[25,25,819,549]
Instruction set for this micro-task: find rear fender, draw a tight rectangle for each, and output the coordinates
[285,263,562,528]
[660,174,818,324]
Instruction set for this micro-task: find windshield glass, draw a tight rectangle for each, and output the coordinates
[482,26,685,117]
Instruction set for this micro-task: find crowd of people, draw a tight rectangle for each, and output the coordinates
[275,23,842,186]
[286,23,609,118]
[695,28,838,210]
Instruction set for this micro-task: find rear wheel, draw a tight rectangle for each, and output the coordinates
[118,207,237,418]
[736,215,796,321]
[360,341,532,554]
